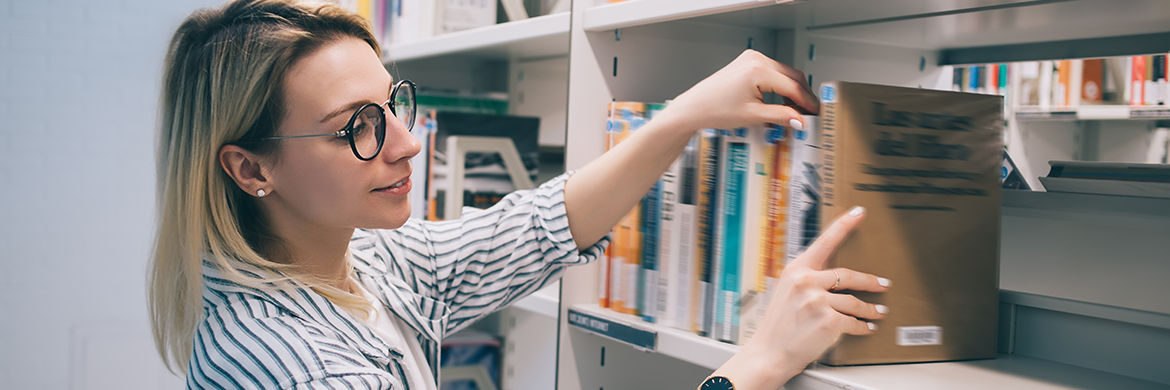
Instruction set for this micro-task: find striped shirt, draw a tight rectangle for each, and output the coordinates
[190,173,608,389]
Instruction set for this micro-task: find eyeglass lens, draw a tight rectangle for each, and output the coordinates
[393,83,415,131]
[353,104,385,160]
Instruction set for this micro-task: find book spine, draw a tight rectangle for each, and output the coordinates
[1163,53,1170,105]
[740,124,784,345]
[986,64,998,95]
[605,102,647,314]
[1146,55,1157,106]
[640,180,662,322]
[674,135,699,330]
[820,83,843,245]
[786,114,822,265]
[952,67,964,92]
[709,129,729,339]
[1133,56,1146,106]
[715,129,749,343]
[1039,61,1054,108]
[693,129,720,336]
[763,124,791,325]
[1155,55,1167,105]
[1056,60,1070,107]
[657,156,681,328]
[1082,59,1104,104]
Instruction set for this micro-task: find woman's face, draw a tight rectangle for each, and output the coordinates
[267,37,420,232]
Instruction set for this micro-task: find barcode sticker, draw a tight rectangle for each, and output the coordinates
[897,326,943,346]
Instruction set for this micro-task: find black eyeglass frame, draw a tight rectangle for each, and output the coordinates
[264,79,416,161]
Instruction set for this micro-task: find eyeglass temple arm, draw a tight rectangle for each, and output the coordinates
[265,131,346,140]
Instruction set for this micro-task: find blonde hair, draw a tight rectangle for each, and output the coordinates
[151,0,381,374]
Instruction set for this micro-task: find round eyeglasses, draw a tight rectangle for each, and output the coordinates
[265,79,416,161]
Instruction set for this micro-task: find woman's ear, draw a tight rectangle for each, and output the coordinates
[219,144,271,197]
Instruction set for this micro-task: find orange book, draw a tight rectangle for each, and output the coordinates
[1132,56,1146,106]
[1056,60,1071,106]
[605,102,646,314]
[1082,59,1104,103]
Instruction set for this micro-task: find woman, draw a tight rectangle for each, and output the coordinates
[149,0,889,389]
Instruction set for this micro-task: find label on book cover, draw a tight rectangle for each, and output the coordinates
[896,326,943,346]
[568,309,657,351]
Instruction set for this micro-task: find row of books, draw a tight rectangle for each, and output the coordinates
[330,0,566,46]
[962,55,1170,109]
[598,102,819,345]
[599,82,1004,366]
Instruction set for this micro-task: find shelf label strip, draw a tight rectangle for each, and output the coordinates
[568,309,657,351]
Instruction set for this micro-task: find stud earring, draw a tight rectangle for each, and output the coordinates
[257,189,266,197]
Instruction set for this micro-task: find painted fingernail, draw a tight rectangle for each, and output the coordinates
[877,277,891,288]
[848,206,865,217]
[789,118,804,130]
[867,322,877,331]
[875,305,889,315]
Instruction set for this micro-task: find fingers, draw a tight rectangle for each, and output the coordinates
[827,293,886,321]
[739,49,813,93]
[755,65,820,115]
[825,267,890,293]
[790,206,866,270]
[840,316,878,336]
[755,103,805,130]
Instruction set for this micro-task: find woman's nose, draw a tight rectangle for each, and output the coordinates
[380,113,421,164]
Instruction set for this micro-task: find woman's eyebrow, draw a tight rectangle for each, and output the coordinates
[320,100,372,124]
[320,83,394,124]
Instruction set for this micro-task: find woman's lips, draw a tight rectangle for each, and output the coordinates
[373,177,411,196]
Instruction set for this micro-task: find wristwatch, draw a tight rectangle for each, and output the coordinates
[698,375,735,390]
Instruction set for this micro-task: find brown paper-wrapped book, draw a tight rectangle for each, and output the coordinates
[817,81,1003,365]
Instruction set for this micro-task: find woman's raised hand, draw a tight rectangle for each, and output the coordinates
[654,49,820,133]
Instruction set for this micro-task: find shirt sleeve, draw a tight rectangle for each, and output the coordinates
[366,172,610,334]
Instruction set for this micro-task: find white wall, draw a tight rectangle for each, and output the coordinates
[0,0,222,388]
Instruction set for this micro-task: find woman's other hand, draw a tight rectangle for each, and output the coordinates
[710,206,890,390]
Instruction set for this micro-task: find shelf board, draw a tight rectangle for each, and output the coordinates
[1002,189,1170,219]
[582,0,786,32]
[791,353,1167,390]
[1015,106,1170,121]
[567,304,739,370]
[568,304,1165,389]
[385,13,570,62]
[587,0,1170,55]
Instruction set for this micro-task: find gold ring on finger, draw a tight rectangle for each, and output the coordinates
[830,269,841,292]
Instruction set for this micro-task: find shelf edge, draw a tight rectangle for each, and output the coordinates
[386,13,570,62]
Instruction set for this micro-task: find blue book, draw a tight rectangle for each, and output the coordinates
[639,180,663,323]
[713,129,749,343]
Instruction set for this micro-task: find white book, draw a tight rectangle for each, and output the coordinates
[1039,61,1054,109]
[670,136,699,331]
[1069,59,1083,107]
[737,124,778,345]
[656,152,682,328]
[786,115,821,265]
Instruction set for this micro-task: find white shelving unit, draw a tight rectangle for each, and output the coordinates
[387,13,570,62]
[557,1,1170,389]
[1015,106,1170,121]
[381,15,572,390]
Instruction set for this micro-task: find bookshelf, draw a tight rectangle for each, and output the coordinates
[557,1,1170,389]
[378,13,572,390]
[386,12,570,62]
[568,302,1168,390]
[1015,106,1170,121]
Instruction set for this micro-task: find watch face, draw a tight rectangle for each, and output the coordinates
[700,376,734,390]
